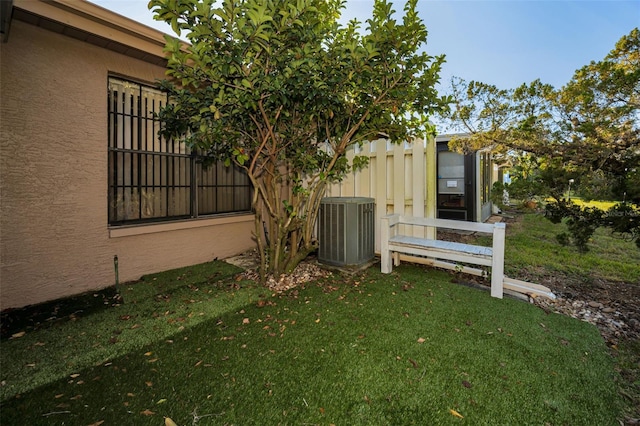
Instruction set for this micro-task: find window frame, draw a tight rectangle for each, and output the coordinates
[107,75,252,227]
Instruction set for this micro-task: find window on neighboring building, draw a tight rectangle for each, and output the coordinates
[107,76,252,225]
[437,150,466,208]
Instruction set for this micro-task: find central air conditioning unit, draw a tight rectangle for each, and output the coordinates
[318,197,375,267]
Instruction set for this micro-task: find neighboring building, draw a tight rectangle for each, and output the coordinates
[0,0,255,310]
[436,134,496,222]
[322,133,499,254]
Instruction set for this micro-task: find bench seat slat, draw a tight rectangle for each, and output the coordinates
[389,235,493,257]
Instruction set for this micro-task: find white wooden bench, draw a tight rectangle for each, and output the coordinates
[380,214,506,299]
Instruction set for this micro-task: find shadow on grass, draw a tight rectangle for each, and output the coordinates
[0,263,623,425]
[0,260,265,402]
[1,287,121,340]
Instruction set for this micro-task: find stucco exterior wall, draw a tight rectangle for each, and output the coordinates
[0,21,255,310]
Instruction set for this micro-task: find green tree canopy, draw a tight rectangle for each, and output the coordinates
[443,28,640,250]
[148,0,449,277]
[444,28,639,203]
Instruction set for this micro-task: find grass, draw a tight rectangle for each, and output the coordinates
[570,197,619,210]
[0,261,265,402]
[477,210,640,422]
[0,262,622,425]
[548,196,620,211]
[503,212,640,284]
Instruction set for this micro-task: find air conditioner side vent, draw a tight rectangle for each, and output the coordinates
[318,197,375,267]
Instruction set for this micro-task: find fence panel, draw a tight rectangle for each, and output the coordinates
[325,138,435,253]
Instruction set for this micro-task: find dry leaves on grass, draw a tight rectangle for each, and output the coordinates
[449,408,464,418]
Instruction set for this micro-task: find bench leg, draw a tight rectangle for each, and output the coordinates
[381,249,393,273]
[380,216,393,274]
[491,224,506,298]
[491,265,504,299]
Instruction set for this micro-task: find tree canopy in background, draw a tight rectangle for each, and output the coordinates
[443,28,639,250]
[149,0,449,277]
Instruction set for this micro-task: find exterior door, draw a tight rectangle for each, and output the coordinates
[437,143,475,221]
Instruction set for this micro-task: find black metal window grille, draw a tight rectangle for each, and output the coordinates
[108,76,252,225]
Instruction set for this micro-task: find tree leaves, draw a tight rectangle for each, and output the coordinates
[443,29,640,207]
[149,0,449,278]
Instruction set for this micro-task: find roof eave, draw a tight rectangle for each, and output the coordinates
[12,0,187,66]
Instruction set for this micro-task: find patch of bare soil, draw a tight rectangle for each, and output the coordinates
[534,275,640,345]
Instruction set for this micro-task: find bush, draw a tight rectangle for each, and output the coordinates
[545,200,640,251]
[603,203,640,249]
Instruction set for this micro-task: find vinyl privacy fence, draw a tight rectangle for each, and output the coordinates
[324,138,437,253]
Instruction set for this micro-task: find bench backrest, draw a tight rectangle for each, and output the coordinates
[383,214,505,234]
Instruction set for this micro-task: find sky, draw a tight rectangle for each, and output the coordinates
[90,0,639,91]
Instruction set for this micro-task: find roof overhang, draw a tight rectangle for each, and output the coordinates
[435,133,472,143]
[1,0,14,42]
[10,0,186,66]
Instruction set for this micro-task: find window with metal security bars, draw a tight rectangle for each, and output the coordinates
[108,76,252,225]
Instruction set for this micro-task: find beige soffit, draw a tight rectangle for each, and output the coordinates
[12,0,187,66]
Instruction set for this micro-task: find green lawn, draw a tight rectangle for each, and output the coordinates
[0,260,622,425]
[0,261,265,402]
[504,212,640,284]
